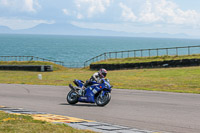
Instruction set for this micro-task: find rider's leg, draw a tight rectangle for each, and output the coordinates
[78,86,85,96]
[78,80,89,96]
[79,79,94,96]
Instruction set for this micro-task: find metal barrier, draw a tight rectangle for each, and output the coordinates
[0,56,83,68]
[0,56,64,66]
[84,45,200,67]
[1,45,200,68]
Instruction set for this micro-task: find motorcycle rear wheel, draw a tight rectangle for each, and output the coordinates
[67,90,78,104]
[95,92,111,106]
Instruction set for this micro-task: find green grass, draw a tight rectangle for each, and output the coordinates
[92,54,200,64]
[0,61,200,94]
[109,67,200,93]
[0,111,94,133]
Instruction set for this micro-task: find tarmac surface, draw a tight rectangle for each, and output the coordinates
[0,84,200,133]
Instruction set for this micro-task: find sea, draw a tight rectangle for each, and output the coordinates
[0,34,200,67]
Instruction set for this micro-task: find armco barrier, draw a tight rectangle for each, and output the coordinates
[90,59,200,70]
[0,65,53,72]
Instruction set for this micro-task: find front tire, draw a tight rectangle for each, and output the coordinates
[67,90,78,104]
[95,92,111,106]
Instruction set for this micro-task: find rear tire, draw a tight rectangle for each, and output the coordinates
[67,90,78,104]
[95,92,111,106]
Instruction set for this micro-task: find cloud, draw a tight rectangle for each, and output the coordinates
[24,0,38,12]
[62,9,70,16]
[0,0,8,6]
[74,0,112,18]
[138,0,200,26]
[77,13,84,19]
[119,2,137,22]
[70,0,200,27]
[139,0,163,23]
[69,0,200,37]
[0,0,41,12]
[0,17,54,30]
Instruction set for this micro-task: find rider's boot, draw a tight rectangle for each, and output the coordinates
[78,86,85,96]
[78,89,82,96]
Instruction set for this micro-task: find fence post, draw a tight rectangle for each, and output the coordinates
[188,46,190,55]
[166,48,168,56]
[148,49,151,57]
[128,51,129,58]
[157,49,159,56]
[134,50,136,57]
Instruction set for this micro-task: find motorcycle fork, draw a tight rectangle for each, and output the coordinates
[100,91,105,98]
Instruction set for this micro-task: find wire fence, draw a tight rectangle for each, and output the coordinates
[1,45,200,68]
[84,45,200,67]
[0,56,64,66]
[0,56,84,68]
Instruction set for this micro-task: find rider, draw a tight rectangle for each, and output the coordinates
[78,68,107,96]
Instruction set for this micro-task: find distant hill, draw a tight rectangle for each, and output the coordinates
[18,23,127,36]
[0,23,190,38]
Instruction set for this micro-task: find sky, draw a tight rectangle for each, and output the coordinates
[1,0,200,37]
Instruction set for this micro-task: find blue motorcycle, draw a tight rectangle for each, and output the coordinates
[67,79,112,106]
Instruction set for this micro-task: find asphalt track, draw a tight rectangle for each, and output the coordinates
[0,84,200,133]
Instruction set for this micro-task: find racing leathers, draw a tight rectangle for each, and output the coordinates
[78,72,102,96]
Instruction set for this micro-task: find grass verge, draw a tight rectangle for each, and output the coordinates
[0,60,200,94]
[92,54,200,64]
[0,111,94,133]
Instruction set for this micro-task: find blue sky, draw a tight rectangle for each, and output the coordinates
[1,0,200,37]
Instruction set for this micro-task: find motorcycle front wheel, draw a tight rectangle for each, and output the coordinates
[95,92,111,106]
[67,90,78,104]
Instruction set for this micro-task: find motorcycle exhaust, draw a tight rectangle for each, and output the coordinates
[69,84,75,90]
